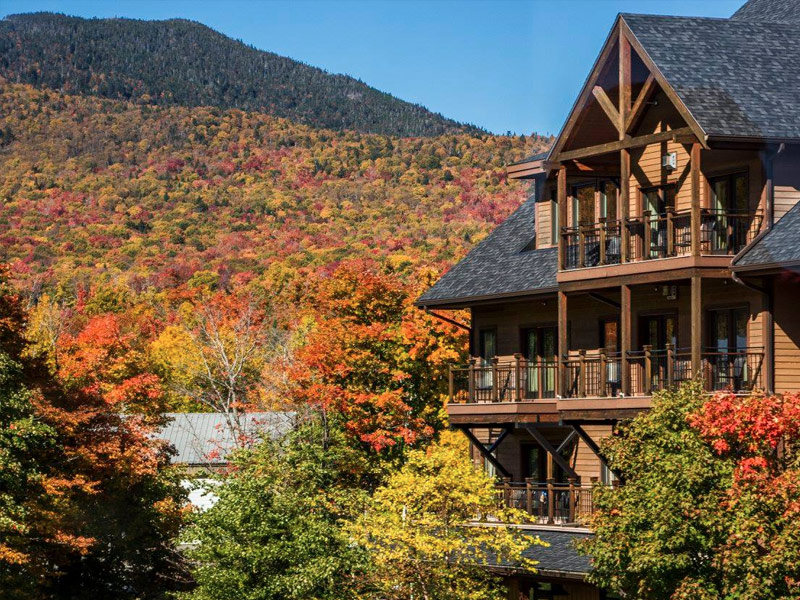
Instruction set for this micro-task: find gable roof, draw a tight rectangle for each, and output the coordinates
[732,0,800,23]
[158,412,295,465]
[623,12,800,141]
[415,196,557,308]
[734,202,800,269]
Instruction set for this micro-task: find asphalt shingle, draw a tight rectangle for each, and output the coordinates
[623,13,800,140]
[734,202,800,267]
[732,0,800,23]
[415,196,558,307]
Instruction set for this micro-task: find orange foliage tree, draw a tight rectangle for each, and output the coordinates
[291,261,465,453]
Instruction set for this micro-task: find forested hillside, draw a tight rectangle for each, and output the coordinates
[0,12,481,137]
[0,83,548,294]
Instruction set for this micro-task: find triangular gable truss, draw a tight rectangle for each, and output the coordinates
[548,17,708,166]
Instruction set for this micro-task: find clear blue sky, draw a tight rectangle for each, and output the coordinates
[0,0,743,135]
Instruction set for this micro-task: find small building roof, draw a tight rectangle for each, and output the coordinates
[158,412,295,466]
[486,526,593,578]
[734,202,800,270]
[623,11,800,141]
[415,197,557,308]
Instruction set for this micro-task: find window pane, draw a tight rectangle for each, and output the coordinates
[712,179,728,212]
[665,317,677,347]
[713,312,729,351]
[576,185,595,226]
[734,175,748,212]
[480,330,496,361]
[735,308,748,349]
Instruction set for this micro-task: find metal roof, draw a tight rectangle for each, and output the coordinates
[157,412,295,465]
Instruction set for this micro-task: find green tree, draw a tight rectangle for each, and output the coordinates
[180,410,370,600]
[352,431,541,600]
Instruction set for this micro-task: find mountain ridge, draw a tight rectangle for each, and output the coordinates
[0,12,484,137]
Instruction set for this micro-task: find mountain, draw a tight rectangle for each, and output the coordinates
[0,83,550,291]
[0,12,482,138]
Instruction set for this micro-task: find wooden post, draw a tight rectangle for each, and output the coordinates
[502,476,512,507]
[578,226,586,268]
[558,291,569,397]
[514,353,522,402]
[599,217,607,265]
[600,348,608,397]
[691,274,702,378]
[537,355,545,400]
[765,277,775,393]
[643,210,652,259]
[492,357,499,403]
[666,209,675,256]
[644,344,653,395]
[666,343,675,387]
[525,477,534,516]
[691,142,702,257]
[578,350,587,398]
[448,366,454,402]
[621,149,631,262]
[547,477,555,525]
[468,358,476,402]
[558,167,568,270]
[621,284,632,395]
[568,477,577,523]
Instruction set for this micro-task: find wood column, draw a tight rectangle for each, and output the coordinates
[618,31,632,138]
[558,290,568,396]
[765,276,775,393]
[620,148,631,262]
[620,284,632,395]
[691,274,702,378]
[557,166,567,270]
[691,142,702,256]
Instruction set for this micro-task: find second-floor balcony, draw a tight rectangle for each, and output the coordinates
[449,346,764,404]
[561,209,762,270]
[493,479,598,526]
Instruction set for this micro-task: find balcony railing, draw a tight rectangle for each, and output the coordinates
[449,348,764,403]
[563,345,764,398]
[562,209,762,270]
[449,355,557,403]
[493,479,598,526]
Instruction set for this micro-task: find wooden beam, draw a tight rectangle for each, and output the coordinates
[455,426,512,478]
[620,148,631,262]
[487,427,511,455]
[592,85,621,134]
[618,31,632,139]
[620,284,631,396]
[588,292,621,309]
[691,274,702,377]
[558,290,568,397]
[557,167,567,270]
[523,425,580,482]
[619,19,708,148]
[765,276,775,394]
[690,142,702,256]
[569,423,621,480]
[625,74,656,133]
[556,126,693,163]
[556,429,578,454]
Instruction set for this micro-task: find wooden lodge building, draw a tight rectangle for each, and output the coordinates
[416,0,800,597]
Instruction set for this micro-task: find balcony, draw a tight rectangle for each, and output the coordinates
[561,209,762,271]
[562,346,764,398]
[449,348,764,406]
[493,479,598,526]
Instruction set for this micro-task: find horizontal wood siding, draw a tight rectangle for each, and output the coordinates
[572,424,612,483]
[774,277,800,393]
[536,199,555,249]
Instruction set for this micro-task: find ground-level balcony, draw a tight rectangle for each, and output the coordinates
[493,479,599,527]
[449,347,764,407]
[561,209,761,271]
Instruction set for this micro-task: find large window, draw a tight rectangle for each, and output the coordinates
[600,180,618,221]
[709,172,748,213]
[707,307,751,390]
[571,184,596,227]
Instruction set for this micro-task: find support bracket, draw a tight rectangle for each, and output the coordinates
[522,425,580,482]
[454,426,512,479]
[569,423,622,480]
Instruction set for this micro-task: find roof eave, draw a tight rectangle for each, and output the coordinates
[415,286,559,310]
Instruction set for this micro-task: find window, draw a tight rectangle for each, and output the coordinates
[478,328,496,364]
[709,172,748,213]
[642,184,676,216]
[571,184,596,227]
[707,307,751,391]
[708,172,750,253]
[600,180,619,221]
[521,326,557,399]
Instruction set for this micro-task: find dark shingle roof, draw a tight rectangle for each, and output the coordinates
[416,197,557,307]
[158,412,294,465]
[734,202,800,268]
[509,150,550,166]
[623,13,800,140]
[488,527,593,577]
[732,0,800,23]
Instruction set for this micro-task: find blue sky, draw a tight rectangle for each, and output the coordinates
[1,0,743,135]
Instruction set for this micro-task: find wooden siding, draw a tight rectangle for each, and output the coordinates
[536,198,556,249]
[774,147,800,223]
[774,277,800,393]
[573,424,613,483]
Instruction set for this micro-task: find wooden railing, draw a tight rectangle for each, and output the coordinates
[493,479,597,525]
[449,355,557,403]
[561,346,764,398]
[562,209,762,270]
